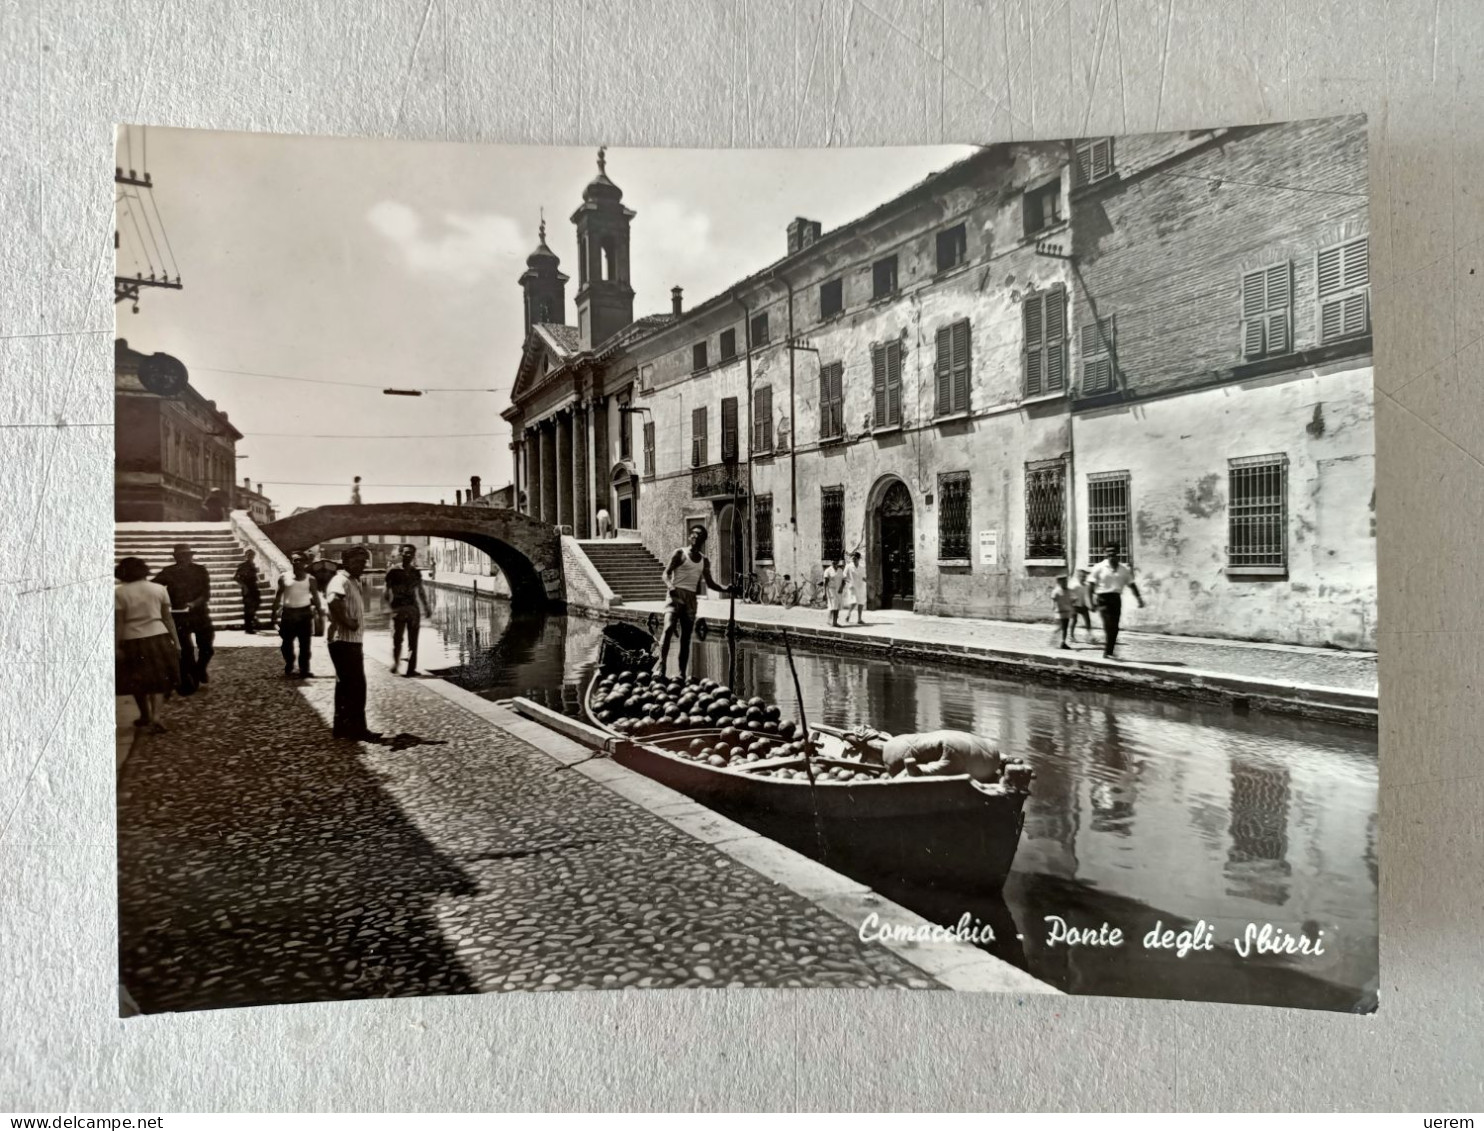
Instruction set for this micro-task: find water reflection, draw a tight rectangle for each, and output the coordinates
[363,588,1378,1011]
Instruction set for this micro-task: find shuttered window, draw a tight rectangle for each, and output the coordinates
[870,341,903,429]
[1023,181,1062,236]
[750,312,770,347]
[1081,315,1117,395]
[693,341,708,371]
[1228,454,1288,572]
[754,386,773,453]
[934,319,972,416]
[872,255,898,300]
[755,495,774,562]
[819,361,845,440]
[1073,138,1114,186]
[938,472,971,561]
[719,328,737,361]
[936,224,967,272]
[691,406,708,467]
[643,421,656,477]
[721,396,739,462]
[1023,286,1067,397]
[1317,237,1370,344]
[1241,262,1292,359]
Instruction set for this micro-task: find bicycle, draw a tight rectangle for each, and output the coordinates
[741,572,762,604]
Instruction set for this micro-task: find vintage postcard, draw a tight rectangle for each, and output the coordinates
[114,118,1376,1013]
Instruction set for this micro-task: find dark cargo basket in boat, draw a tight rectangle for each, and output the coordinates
[599,623,657,674]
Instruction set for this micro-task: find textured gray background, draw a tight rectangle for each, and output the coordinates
[2,0,1480,1112]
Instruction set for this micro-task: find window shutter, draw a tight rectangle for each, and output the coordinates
[935,325,952,415]
[830,363,843,437]
[872,345,888,426]
[885,341,902,425]
[1045,287,1066,392]
[1241,269,1267,357]
[1317,246,1343,296]
[1343,239,1369,289]
[1091,138,1111,180]
[721,397,738,461]
[692,406,707,466]
[951,319,971,413]
[1265,263,1291,353]
[1023,293,1044,396]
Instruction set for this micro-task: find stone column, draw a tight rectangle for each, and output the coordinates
[573,402,591,538]
[585,399,599,536]
[592,397,610,522]
[540,420,558,527]
[527,428,543,520]
[555,410,574,531]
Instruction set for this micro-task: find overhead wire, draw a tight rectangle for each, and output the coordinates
[196,365,510,393]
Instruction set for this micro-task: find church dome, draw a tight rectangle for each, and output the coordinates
[525,217,559,267]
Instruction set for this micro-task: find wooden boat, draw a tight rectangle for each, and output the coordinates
[583,655,1033,894]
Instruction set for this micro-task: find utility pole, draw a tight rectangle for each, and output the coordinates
[115,127,183,312]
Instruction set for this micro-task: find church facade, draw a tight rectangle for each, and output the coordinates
[503,122,1375,649]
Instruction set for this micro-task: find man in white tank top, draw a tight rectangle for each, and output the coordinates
[270,552,324,678]
[659,525,733,678]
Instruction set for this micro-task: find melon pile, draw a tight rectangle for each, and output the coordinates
[592,671,799,744]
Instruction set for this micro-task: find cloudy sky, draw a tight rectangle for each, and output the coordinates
[119,126,976,515]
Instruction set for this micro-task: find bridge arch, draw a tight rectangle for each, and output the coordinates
[259,503,562,607]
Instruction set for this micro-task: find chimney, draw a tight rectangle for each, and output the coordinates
[255,481,263,495]
[786,217,823,255]
[671,286,684,316]
[470,475,482,501]
[456,490,464,505]
[243,476,251,489]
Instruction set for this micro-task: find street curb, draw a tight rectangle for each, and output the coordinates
[570,603,1377,728]
[410,677,1058,996]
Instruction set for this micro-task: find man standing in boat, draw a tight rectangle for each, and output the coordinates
[659,525,734,679]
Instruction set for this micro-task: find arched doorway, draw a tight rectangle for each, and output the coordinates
[611,462,638,531]
[870,477,915,610]
[716,503,744,588]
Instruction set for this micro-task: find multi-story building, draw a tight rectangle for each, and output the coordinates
[236,477,276,525]
[503,120,1374,648]
[115,338,243,521]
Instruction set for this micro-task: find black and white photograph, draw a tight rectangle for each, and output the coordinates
[113,116,1377,1015]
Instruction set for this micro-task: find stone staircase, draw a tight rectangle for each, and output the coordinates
[114,523,258,629]
[577,539,669,602]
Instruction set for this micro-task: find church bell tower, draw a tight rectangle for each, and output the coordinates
[571,147,636,350]
[518,212,568,334]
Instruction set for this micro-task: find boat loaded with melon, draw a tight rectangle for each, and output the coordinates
[584,627,1035,893]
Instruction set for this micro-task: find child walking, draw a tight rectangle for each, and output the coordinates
[1051,575,1076,649]
[1070,567,1096,644]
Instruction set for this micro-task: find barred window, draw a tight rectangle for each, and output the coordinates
[1317,237,1370,344]
[939,472,971,561]
[871,340,903,429]
[643,421,656,477]
[719,327,737,361]
[691,406,708,467]
[872,255,898,300]
[721,396,739,462]
[1023,286,1067,397]
[755,495,774,562]
[1025,458,1067,560]
[820,361,844,440]
[1073,138,1114,186]
[821,486,845,563]
[820,277,843,319]
[936,223,967,272]
[1081,315,1117,395]
[934,319,972,416]
[1087,471,1130,565]
[1228,454,1288,572]
[1241,263,1292,359]
[754,385,773,453]
[750,312,770,347]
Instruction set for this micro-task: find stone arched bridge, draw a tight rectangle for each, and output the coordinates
[260,503,563,607]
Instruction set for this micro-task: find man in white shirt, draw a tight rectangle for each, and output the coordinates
[325,546,379,741]
[1086,542,1144,660]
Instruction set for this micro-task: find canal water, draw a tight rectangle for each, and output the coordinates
[363,585,1378,1012]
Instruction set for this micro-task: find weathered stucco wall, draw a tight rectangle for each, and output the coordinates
[1075,361,1376,648]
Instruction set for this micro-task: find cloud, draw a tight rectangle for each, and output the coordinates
[640,198,714,265]
[367,201,526,285]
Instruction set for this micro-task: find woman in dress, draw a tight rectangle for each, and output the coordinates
[114,556,181,733]
[824,558,847,626]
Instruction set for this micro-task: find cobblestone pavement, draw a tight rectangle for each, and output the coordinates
[117,644,938,1012]
[624,598,1378,694]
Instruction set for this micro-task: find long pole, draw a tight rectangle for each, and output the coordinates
[781,627,816,787]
